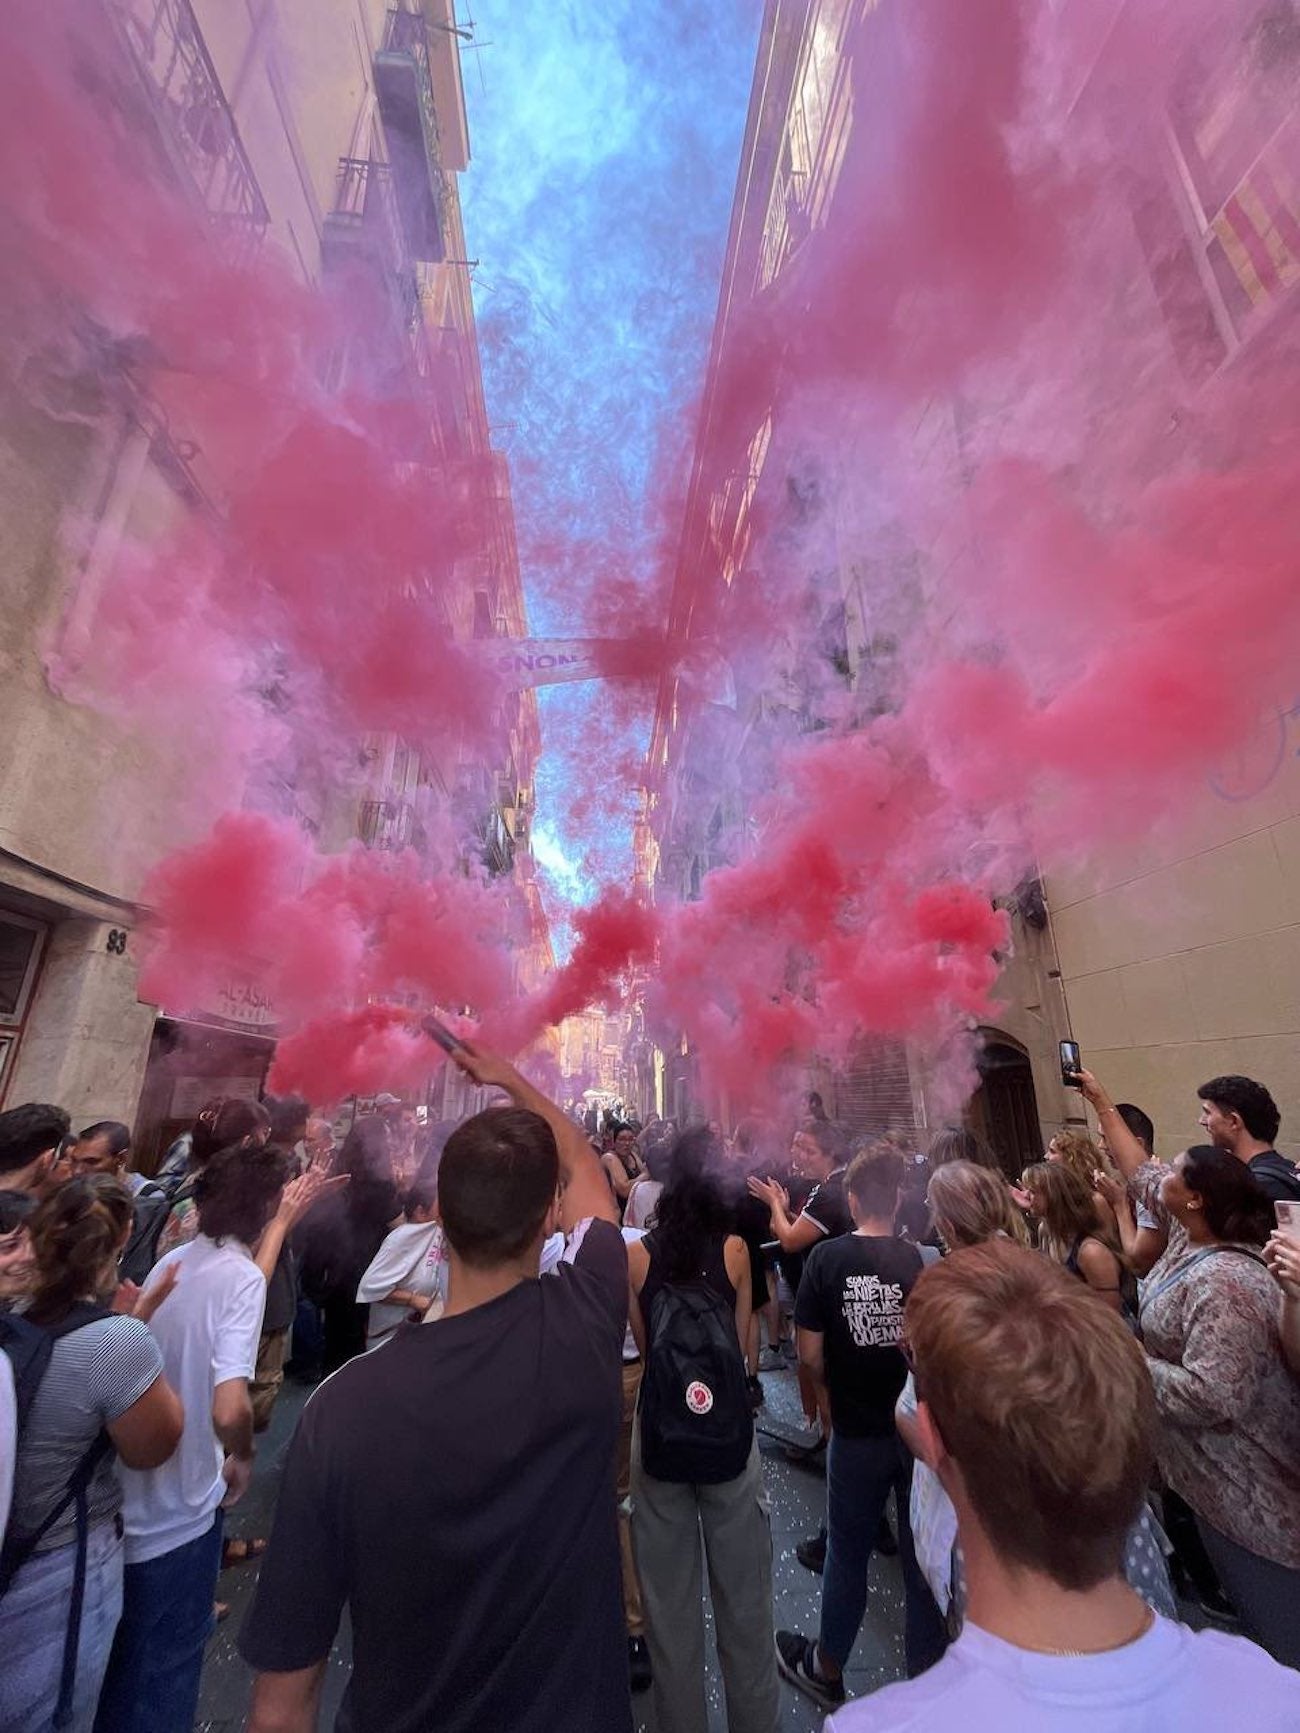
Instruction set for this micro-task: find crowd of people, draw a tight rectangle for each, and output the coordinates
[1,1053,1298,1732]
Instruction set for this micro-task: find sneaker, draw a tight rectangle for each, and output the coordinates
[795,1531,826,1575]
[747,1374,765,1412]
[757,1346,785,1372]
[774,1631,845,1709]
[780,1338,799,1365]
[628,1635,652,1695]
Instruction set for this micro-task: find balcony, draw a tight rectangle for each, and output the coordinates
[323,156,407,278]
[374,8,447,261]
[359,798,421,851]
[106,0,269,253]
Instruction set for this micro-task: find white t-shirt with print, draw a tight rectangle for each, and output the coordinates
[358,1221,448,1346]
[120,1234,266,1564]
[824,1616,1300,1733]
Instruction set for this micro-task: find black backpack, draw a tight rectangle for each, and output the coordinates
[0,1304,114,1729]
[119,1183,171,1287]
[639,1283,753,1485]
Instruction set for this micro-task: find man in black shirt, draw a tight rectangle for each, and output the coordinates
[774,1145,945,1712]
[240,1046,630,1733]
[1196,1074,1300,1203]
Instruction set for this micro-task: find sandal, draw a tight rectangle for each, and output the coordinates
[221,1536,268,1569]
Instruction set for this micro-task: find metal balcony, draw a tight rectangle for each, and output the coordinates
[374,7,447,261]
[323,156,407,276]
[359,798,419,850]
[105,0,269,253]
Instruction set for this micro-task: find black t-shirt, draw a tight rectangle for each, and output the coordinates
[1247,1150,1300,1203]
[239,1218,632,1733]
[794,1234,928,1438]
[801,1168,852,1240]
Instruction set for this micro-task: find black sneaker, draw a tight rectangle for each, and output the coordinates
[796,1530,826,1575]
[774,1631,845,1709]
[747,1374,765,1412]
[628,1635,652,1695]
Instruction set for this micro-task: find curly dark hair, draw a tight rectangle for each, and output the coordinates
[195,1145,291,1245]
[1180,1145,1274,1246]
[650,1128,734,1284]
[1197,1076,1280,1145]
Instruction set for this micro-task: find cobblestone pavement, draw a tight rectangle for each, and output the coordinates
[196,1364,913,1731]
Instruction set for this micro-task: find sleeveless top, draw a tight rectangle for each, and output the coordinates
[639,1230,736,1327]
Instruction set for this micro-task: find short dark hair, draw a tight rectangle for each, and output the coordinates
[1180,1145,1274,1246]
[405,1171,439,1219]
[195,1146,290,1245]
[1114,1103,1154,1156]
[437,1108,558,1268]
[192,1098,271,1166]
[1198,1075,1280,1144]
[77,1121,131,1161]
[0,1104,71,1178]
[264,1094,310,1147]
[906,1241,1154,1590]
[0,1189,37,1235]
[845,1144,904,1216]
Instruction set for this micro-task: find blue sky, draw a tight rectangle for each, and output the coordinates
[458,0,760,945]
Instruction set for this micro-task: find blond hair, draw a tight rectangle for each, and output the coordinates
[927,1160,1029,1248]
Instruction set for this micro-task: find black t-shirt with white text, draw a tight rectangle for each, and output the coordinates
[239,1218,631,1733]
[795,1233,927,1438]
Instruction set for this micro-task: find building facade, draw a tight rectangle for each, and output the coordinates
[0,0,544,1155]
[642,0,1300,1163]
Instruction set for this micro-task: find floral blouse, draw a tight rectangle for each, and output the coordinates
[1133,1163,1300,1567]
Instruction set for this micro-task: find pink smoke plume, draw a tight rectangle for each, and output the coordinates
[6,0,1300,1118]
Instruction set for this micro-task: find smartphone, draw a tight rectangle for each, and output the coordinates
[421,1015,463,1056]
[1059,1039,1082,1087]
[1276,1201,1300,1242]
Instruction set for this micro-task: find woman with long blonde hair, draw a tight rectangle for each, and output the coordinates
[926,1158,1030,1249]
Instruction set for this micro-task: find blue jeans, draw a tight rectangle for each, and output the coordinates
[1196,1516,1300,1670]
[0,1520,124,1733]
[92,1512,224,1733]
[819,1431,947,1677]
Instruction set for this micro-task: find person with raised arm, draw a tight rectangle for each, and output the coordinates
[240,1041,630,1733]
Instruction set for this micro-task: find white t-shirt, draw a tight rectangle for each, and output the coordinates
[120,1234,266,1564]
[357,1222,448,1346]
[824,1616,1300,1732]
[624,1180,662,1230]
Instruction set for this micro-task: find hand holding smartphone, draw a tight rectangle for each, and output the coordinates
[1059,1039,1082,1088]
[1276,1201,1300,1243]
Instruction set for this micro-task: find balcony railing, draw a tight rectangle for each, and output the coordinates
[325,156,406,274]
[105,0,269,252]
[374,6,446,260]
[359,798,418,851]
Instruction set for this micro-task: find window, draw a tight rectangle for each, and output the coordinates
[0,913,45,1027]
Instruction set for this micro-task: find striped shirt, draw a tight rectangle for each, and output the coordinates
[10,1315,162,1553]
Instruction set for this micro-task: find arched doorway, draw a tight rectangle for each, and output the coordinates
[966,1030,1041,1177]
